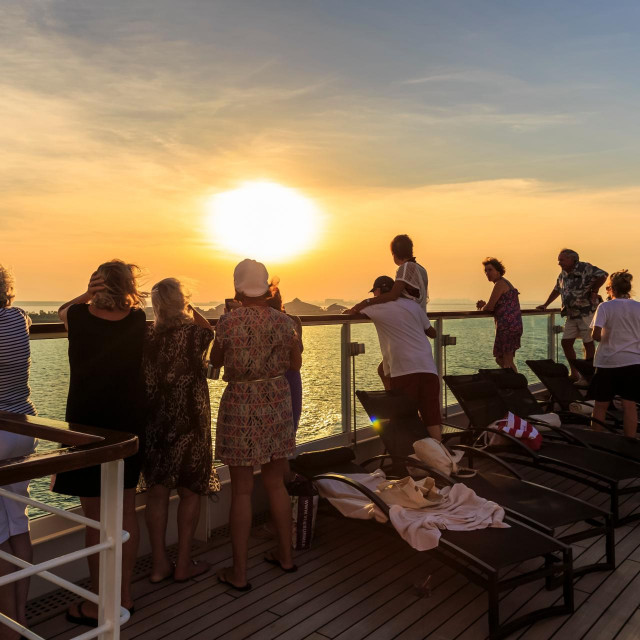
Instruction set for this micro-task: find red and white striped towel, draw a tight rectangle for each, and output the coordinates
[490,412,543,451]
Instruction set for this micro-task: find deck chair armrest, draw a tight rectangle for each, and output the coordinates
[524,419,592,447]
[557,410,619,433]
[311,472,391,518]
[472,426,540,459]
[360,455,455,487]
[449,445,524,480]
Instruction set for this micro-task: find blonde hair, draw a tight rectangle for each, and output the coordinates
[91,260,147,311]
[0,265,16,309]
[151,278,192,330]
[609,270,633,298]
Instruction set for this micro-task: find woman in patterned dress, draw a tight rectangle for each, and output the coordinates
[211,260,302,591]
[476,257,523,371]
[142,278,218,583]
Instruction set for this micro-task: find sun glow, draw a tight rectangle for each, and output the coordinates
[206,181,321,262]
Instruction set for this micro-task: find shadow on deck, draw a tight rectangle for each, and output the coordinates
[29,463,640,640]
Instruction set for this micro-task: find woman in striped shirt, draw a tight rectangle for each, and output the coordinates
[0,264,37,637]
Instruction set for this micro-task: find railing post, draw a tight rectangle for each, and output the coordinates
[547,312,556,361]
[434,317,444,415]
[99,459,125,639]
[341,323,352,435]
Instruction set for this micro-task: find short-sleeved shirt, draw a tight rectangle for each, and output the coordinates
[590,299,640,368]
[215,306,298,381]
[395,261,429,311]
[0,307,36,416]
[361,298,436,378]
[554,261,608,318]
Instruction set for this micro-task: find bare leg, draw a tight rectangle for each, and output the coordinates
[425,424,442,441]
[622,399,638,438]
[219,466,253,588]
[377,361,391,391]
[0,540,20,640]
[144,485,173,582]
[7,533,31,628]
[591,400,609,432]
[501,352,517,373]
[174,487,209,581]
[561,338,578,378]
[261,459,294,569]
[584,341,595,360]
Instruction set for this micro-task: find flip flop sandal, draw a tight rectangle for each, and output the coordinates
[65,602,99,628]
[217,568,252,592]
[264,552,298,573]
[173,560,212,583]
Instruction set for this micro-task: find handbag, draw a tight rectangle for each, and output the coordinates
[412,438,466,478]
[487,412,543,451]
[287,475,319,550]
[376,476,443,509]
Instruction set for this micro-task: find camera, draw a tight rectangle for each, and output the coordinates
[349,342,366,356]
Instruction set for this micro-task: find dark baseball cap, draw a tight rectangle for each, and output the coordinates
[370,275,394,293]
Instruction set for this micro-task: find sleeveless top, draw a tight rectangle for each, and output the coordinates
[65,304,146,433]
[494,288,523,334]
[0,307,36,415]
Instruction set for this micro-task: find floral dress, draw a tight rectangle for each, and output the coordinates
[215,306,298,466]
[493,288,523,357]
[142,323,219,494]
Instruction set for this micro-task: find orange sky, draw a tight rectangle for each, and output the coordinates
[2,3,640,304]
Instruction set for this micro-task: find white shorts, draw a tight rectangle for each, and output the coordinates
[562,313,594,342]
[0,482,30,544]
[0,432,37,544]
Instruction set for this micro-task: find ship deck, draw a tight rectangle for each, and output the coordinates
[30,462,640,640]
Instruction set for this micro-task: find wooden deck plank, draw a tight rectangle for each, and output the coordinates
[544,559,640,639]
[129,528,389,640]
[614,606,640,640]
[318,555,445,639]
[582,564,640,640]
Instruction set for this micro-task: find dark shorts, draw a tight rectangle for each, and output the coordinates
[389,372,441,427]
[588,364,640,403]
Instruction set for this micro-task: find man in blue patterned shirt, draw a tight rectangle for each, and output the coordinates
[537,249,607,380]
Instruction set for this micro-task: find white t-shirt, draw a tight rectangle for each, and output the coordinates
[395,261,429,312]
[591,299,640,368]
[361,298,437,378]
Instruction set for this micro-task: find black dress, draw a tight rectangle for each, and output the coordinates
[53,304,146,498]
[141,323,218,494]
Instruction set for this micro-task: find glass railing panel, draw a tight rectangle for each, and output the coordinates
[350,322,383,431]
[27,339,77,517]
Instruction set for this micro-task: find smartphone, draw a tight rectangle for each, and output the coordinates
[225,298,239,312]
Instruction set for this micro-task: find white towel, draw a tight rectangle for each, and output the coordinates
[315,471,508,551]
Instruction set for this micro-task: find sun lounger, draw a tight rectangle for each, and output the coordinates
[444,374,640,526]
[356,389,614,577]
[292,446,574,640]
[479,367,640,463]
[526,359,635,432]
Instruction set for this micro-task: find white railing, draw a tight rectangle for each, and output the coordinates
[0,460,128,640]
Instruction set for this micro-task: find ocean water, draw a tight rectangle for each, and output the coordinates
[24,310,562,518]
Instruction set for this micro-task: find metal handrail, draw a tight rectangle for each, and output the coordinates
[0,411,138,640]
[28,307,561,335]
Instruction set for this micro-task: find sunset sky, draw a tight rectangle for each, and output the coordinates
[2,1,640,304]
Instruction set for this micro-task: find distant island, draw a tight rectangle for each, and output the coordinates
[25,298,352,323]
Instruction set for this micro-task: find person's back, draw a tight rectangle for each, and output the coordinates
[361,297,436,378]
[592,298,640,367]
[0,307,35,416]
[217,306,296,381]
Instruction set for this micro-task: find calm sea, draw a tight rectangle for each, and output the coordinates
[22,304,559,518]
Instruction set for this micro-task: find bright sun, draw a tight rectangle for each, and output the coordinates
[206,181,321,262]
